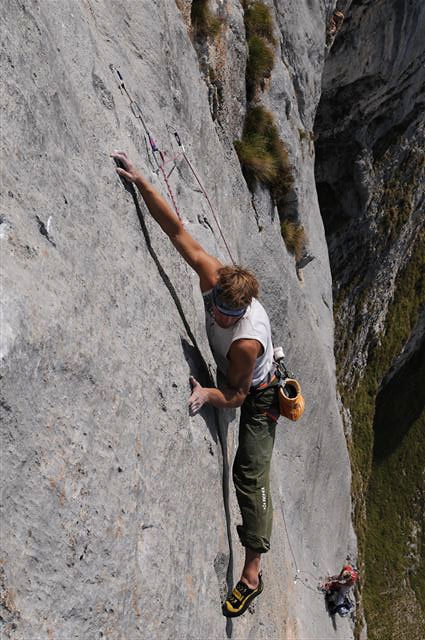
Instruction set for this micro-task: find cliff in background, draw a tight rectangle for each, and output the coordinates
[315,0,425,638]
[315,0,425,385]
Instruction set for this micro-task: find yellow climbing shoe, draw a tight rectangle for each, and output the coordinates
[222,574,263,617]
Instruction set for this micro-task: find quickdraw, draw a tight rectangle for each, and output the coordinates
[110,65,182,220]
[110,65,235,264]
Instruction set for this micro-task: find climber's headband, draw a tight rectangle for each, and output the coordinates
[212,286,246,318]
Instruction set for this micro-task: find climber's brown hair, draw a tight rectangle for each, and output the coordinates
[216,265,259,309]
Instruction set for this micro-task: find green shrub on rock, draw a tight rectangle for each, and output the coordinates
[191,0,221,40]
[235,106,293,198]
[246,35,274,95]
[244,1,276,45]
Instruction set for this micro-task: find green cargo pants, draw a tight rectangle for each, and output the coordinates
[233,381,280,553]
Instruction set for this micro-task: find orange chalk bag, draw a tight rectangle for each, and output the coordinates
[273,347,305,422]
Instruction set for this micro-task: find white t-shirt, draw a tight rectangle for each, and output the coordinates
[203,291,274,387]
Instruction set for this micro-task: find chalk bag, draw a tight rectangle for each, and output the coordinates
[278,378,305,421]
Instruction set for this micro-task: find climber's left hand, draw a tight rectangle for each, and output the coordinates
[111,150,142,183]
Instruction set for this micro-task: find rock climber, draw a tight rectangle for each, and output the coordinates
[322,563,358,617]
[111,150,280,617]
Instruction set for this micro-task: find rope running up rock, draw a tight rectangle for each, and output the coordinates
[110,65,182,220]
[279,499,326,596]
[110,65,235,265]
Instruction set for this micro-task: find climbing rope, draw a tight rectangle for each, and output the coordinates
[110,65,182,220]
[166,124,235,265]
[110,65,235,264]
[279,499,326,596]
[280,497,358,603]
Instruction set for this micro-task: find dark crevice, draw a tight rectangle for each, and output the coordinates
[373,331,425,461]
[126,183,202,360]
[35,215,56,247]
[315,181,347,236]
[0,398,12,412]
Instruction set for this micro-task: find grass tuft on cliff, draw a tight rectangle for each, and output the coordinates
[234,135,278,183]
[246,35,274,94]
[280,221,306,261]
[234,105,293,198]
[242,0,276,99]
[191,0,221,40]
[244,1,276,44]
[235,1,298,256]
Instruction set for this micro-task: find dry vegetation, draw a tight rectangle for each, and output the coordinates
[234,105,293,199]
[190,0,221,40]
[243,0,276,99]
[280,220,306,261]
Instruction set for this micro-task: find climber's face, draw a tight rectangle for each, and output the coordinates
[212,305,242,328]
[212,285,247,327]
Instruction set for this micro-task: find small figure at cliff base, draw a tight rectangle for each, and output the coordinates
[320,563,358,617]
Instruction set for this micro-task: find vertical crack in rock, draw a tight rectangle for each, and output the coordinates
[124,180,235,599]
[125,181,202,362]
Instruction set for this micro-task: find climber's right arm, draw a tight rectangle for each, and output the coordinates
[111,151,221,290]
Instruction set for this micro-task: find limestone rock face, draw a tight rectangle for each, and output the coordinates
[1,2,356,639]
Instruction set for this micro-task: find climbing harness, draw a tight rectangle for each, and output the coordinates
[110,65,235,264]
[110,65,182,220]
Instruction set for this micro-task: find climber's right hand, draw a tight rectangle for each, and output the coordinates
[188,376,209,416]
[111,151,141,183]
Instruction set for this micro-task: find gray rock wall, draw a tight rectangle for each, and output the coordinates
[1,2,355,638]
